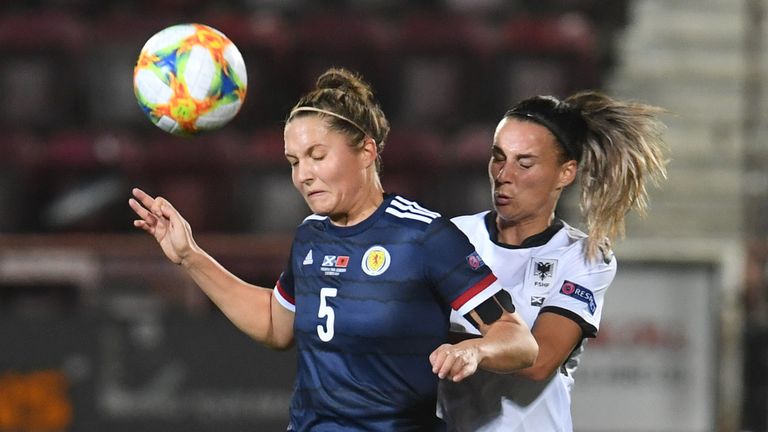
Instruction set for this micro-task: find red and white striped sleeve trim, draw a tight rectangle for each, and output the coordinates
[273,280,296,313]
[451,274,502,316]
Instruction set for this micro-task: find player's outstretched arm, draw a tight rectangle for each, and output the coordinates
[128,188,294,350]
[511,312,582,382]
[430,308,537,382]
[470,309,539,373]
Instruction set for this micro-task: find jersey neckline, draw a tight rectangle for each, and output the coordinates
[483,211,564,249]
[321,193,394,237]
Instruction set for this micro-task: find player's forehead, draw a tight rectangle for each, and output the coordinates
[284,116,349,156]
[493,117,557,155]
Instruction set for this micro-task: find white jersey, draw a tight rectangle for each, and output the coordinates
[438,211,617,432]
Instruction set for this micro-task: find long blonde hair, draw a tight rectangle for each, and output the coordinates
[506,91,669,260]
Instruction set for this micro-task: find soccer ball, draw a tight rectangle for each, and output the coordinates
[133,23,247,136]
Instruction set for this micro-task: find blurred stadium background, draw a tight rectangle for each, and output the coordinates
[0,0,765,431]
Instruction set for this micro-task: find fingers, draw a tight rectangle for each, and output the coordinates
[128,197,157,223]
[153,198,190,236]
[431,348,455,380]
[129,188,173,235]
[129,188,175,221]
[133,219,154,234]
[131,188,167,220]
[430,344,479,382]
[157,198,181,224]
[130,188,190,242]
[132,187,155,209]
[448,363,476,383]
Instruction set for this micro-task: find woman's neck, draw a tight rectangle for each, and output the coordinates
[329,186,384,227]
[495,213,555,246]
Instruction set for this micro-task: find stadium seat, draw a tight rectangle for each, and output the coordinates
[391,12,496,127]
[0,11,87,128]
[491,14,599,109]
[205,13,296,127]
[291,11,397,107]
[380,128,445,205]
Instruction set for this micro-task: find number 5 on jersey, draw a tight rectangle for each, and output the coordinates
[317,288,338,342]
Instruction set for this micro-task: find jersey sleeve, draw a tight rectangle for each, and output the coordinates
[540,250,616,338]
[274,242,296,313]
[423,217,503,316]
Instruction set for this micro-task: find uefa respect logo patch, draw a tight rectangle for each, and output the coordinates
[559,280,596,315]
[466,251,485,271]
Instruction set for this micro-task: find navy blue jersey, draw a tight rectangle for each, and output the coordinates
[274,194,502,431]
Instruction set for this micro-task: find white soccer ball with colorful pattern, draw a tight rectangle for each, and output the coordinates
[133,23,247,136]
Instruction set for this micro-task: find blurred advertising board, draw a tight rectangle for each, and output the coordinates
[572,261,718,432]
[0,309,295,431]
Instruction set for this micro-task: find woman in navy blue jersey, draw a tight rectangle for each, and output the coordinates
[129,67,537,431]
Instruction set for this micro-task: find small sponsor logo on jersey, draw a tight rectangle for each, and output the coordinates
[303,249,313,265]
[466,251,485,271]
[559,280,596,315]
[321,255,349,276]
[362,246,390,276]
[531,258,557,288]
[530,296,545,307]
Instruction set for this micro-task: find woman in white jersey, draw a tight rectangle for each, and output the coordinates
[438,92,669,431]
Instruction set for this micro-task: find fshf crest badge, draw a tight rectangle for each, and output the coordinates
[536,261,552,280]
[532,258,557,288]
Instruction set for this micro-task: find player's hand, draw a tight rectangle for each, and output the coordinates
[429,342,480,383]
[129,187,196,265]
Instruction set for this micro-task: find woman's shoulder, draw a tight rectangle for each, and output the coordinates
[559,220,587,240]
[557,221,616,267]
[291,214,327,238]
[383,194,443,229]
[450,211,489,224]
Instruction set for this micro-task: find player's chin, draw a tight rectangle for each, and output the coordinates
[304,201,331,217]
[493,204,518,222]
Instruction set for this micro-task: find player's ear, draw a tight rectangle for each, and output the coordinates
[360,137,378,169]
[557,159,578,189]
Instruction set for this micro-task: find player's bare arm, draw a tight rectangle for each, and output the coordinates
[512,312,582,382]
[430,291,538,382]
[129,187,295,349]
